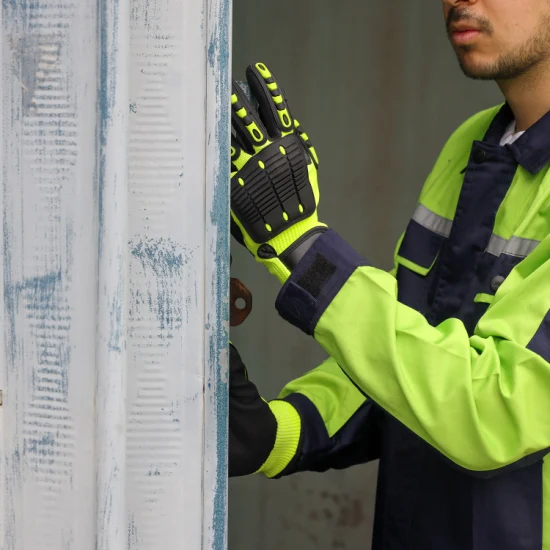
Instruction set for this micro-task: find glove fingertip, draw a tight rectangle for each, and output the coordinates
[246,61,272,80]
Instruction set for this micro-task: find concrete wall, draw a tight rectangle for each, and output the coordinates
[229,2,501,549]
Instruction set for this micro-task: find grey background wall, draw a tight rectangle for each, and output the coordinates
[229,2,501,549]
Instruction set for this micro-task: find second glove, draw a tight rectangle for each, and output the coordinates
[229,343,302,478]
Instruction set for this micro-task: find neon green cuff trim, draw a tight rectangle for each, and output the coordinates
[396,254,438,276]
[257,400,301,478]
[474,293,494,305]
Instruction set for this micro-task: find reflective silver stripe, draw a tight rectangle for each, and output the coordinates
[486,234,507,257]
[412,204,453,238]
[486,234,540,258]
[505,236,540,257]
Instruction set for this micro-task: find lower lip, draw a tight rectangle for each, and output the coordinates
[452,30,481,45]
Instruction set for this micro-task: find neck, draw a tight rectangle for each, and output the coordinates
[498,61,550,132]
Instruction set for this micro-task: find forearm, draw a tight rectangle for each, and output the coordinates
[275,230,550,473]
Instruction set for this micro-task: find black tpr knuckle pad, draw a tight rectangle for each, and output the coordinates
[230,135,316,243]
[245,65,290,138]
[231,81,269,151]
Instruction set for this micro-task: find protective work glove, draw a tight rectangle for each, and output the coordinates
[230,62,326,283]
[229,343,301,478]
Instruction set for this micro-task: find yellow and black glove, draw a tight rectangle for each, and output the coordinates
[229,343,302,478]
[230,62,326,283]
[229,343,277,477]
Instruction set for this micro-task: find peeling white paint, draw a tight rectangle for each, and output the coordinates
[203,0,231,548]
[0,0,231,547]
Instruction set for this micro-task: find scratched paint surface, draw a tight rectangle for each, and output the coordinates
[1,0,230,548]
[1,1,98,549]
[127,0,208,546]
[203,0,231,548]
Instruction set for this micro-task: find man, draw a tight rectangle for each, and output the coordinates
[228,0,550,548]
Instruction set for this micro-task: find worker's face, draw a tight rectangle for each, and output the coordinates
[442,0,550,80]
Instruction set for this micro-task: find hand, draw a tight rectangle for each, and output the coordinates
[230,62,326,283]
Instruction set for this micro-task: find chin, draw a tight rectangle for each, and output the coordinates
[457,52,498,80]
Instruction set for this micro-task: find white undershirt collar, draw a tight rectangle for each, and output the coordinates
[499,120,525,147]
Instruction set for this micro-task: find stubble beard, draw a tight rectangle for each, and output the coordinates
[457,15,550,81]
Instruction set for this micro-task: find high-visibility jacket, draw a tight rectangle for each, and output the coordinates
[268,103,550,550]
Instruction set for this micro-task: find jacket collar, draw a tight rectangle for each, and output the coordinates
[483,103,550,174]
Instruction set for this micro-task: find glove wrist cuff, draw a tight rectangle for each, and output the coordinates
[257,400,301,478]
[280,227,327,271]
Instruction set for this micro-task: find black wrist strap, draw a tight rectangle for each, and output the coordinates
[280,227,327,271]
